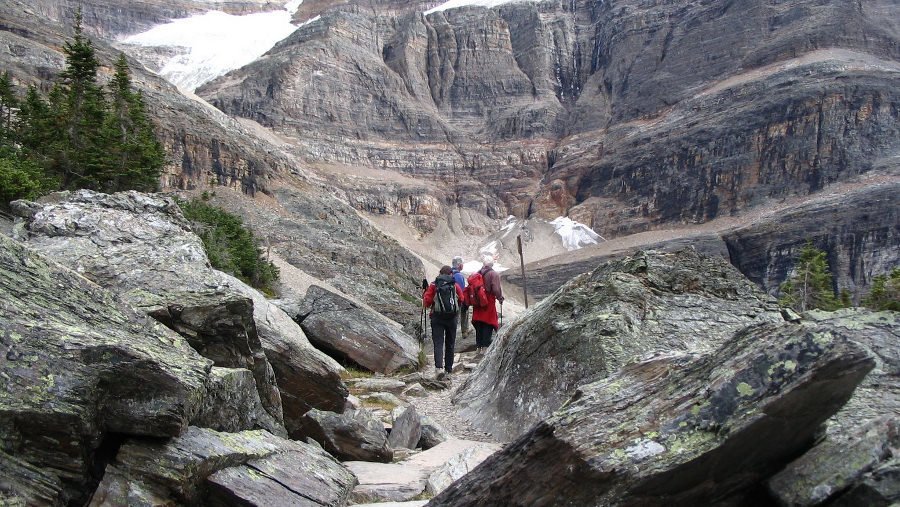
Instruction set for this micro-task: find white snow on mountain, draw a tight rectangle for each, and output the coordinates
[551,216,604,251]
[425,0,538,15]
[121,1,310,92]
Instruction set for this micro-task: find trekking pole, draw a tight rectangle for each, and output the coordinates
[420,278,428,342]
[499,301,503,328]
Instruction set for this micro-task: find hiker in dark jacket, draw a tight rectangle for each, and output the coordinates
[472,254,503,355]
[451,256,469,340]
[423,265,467,379]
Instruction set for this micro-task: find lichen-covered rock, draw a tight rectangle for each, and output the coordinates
[388,406,422,451]
[11,190,349,438]
[768,416,899,506]
[0,234,210,502]
[430,316,875,506]
[454,248,784,441]
[767,310,900,506]
[90,427,355,506]
[301,408,393,463]
[0,450,65,506]
[206,446,357,506]
[296,285,420,374]
[133,288,286,435]
[194,367,286,437]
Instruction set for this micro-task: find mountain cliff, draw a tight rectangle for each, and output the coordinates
[198,0,900,238]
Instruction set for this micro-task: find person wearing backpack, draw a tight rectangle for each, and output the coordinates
[451,256,469,340]
[468,254,504,356]
[423,265,467,379]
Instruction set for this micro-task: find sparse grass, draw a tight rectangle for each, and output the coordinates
[411,491,434,501]
[361,399,398,412]
[340,365,375,380]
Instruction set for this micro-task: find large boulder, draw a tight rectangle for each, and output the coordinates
[767,310,900,506]
[193,367,286,437]
[346,439,500,503]
[430,315,876,506]
[90,426,356,506]
[301,408,393,463]
[454,248,784,441]
[0,451,66,506]
[0,234,210,503]
[295,285,420,374]
[131,288,285,436]
[388,406,422,451]
[10,190,349,438]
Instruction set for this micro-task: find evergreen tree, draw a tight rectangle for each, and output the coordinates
[778,242,843,312]
[0,72,16,143]
[55,10,109,190]
[863,268,900,312]
[101,54,164,192]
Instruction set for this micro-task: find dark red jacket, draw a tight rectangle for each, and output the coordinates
[423,279,467,318]
[471,266,503,329]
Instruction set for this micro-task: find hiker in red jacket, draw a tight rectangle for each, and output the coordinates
[471,254,503,356]
[423,265,467,379]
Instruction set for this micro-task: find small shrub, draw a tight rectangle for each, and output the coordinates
[863,268,900,312]
[178,197,279,295]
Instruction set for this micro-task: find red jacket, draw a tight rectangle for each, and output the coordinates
[471,267,503,329]
[423,279,467,318]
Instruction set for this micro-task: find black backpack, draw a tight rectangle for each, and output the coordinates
[432,275,458,318]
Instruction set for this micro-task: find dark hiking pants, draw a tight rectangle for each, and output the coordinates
[431,315,457,373]
[474,321,494,348]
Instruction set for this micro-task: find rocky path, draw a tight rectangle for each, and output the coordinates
[413,352,499,444]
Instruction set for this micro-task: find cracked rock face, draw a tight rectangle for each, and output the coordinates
[91,427,357,506]
[454,248,784,441]
[10,190,348,439]
[430,313,876,506]
[295,285,421,374]
[0,234,211,504]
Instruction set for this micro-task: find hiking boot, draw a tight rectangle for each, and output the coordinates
[436,371,446,380]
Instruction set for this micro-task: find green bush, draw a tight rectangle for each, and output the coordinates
[863,268,900,312]
[0,154,55,208]
[178,198,279,295]
[778,241,844,312]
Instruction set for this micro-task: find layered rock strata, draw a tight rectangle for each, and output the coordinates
[295,285,421,374]
[10,191,348,438]
[430,314,876,505]
[0,234,211,504]
[454,248,784,441]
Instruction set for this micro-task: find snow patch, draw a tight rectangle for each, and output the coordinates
[121,1,311,91]
[425,0,538,15]
[550,216,603,251]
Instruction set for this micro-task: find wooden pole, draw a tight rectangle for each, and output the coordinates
[517,234,529,309]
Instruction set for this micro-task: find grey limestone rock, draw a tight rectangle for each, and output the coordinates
[768,416,900,506]
[90,426,355,506]
[194,367,286,437]
[11,190,349,439]
[418,416,450,450]
[0,451,66,507]
[388,405,422,451]
[765,310,900,506]
[0,234,210,502]
[430,315,876,506]
[301,408,393,463]
[454,248,784,441]
[297,285,420,374]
